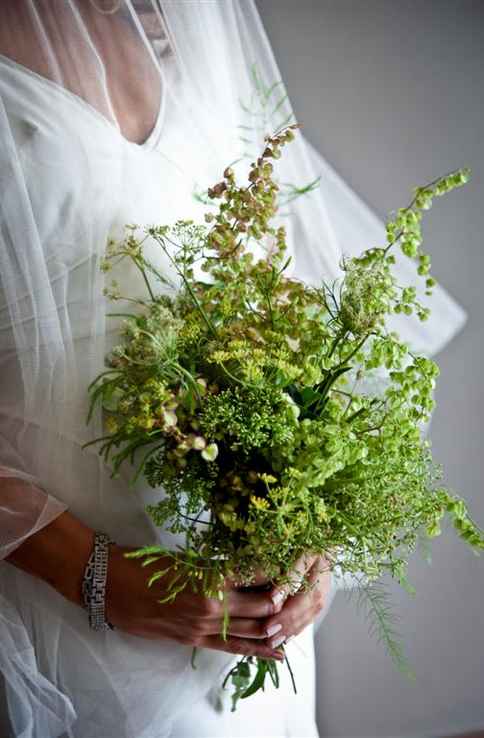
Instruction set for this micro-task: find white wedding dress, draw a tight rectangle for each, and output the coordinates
[0,3,466,738]
[0,49,337,738]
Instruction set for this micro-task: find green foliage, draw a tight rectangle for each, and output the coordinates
[222,652,290,712]
[354,580,416,681]
[84,112,481,701]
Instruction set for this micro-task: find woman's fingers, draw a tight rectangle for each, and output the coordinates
[196,615,278,639]
[201,634,284,661]
[226,587,281,618]
[264,556,332,648]
[177,580,280,620]
[177,583,281,622]
[268,552,319,608]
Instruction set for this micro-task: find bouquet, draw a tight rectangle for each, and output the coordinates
[84,124,484,708]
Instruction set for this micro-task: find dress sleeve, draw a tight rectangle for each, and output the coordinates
[0,470,68,561]
[0,97,69,561]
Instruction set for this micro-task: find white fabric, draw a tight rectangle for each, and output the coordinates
[0,2,465,737]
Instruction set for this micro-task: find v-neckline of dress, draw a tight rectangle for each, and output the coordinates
[0,52,165,151]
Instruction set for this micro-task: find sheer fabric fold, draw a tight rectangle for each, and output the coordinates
[0,1,465,736]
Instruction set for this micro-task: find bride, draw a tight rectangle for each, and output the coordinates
[0,2,465,737]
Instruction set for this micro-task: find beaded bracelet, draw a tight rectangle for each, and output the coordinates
[81,532,116,632]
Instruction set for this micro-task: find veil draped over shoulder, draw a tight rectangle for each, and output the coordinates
[0,1,465,736]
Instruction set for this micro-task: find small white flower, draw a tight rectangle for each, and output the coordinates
[285,336,300,352]
[162,410,178,428]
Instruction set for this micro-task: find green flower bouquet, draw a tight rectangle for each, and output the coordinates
[84,124,483,707]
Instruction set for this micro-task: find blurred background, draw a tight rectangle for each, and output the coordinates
[255,1,484,736]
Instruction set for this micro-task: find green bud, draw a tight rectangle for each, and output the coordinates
[202,443,219,462]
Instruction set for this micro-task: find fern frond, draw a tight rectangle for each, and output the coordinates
[355,580,416,681]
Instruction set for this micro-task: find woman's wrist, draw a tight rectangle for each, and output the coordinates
[5,510,95,607]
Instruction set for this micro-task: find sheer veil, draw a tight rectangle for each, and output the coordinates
[0,1,466,736]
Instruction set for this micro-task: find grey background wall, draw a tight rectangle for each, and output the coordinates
[254,1,484,737]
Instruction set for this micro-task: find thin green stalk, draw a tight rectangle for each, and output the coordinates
[151,233,219,339]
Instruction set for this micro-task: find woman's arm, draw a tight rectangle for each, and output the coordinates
[5,509,94,607]
[4,508,285,660]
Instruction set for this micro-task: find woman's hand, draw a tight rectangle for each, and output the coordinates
[262,554,333,649]
[106,544,285,661]
[5,510,283,660]
[6,508,327,660]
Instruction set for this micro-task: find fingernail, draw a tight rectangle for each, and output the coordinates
[270,633,286,649]
[271,590,285,607]
[271,651,284,661]
[266,623,282,638]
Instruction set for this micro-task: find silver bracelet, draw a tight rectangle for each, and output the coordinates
[82,532,116,632]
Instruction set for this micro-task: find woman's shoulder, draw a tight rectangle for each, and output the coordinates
[0,2,54,82]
